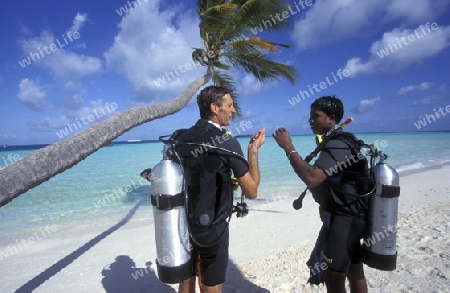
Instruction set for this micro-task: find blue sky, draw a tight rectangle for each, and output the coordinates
[1,0,450,146]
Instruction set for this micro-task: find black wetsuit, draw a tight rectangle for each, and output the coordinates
[309,131,369,273]
[176,119,248,286]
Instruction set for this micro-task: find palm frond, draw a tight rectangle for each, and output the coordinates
[223,52,296,84]
[198,0,294,62]
[197,0,226,12]
[212,68,236,91]
[194,0,298,117]
[212,60,230,70]
[221,0,292,39]
[225,37,290,56]
[192,48,208,66]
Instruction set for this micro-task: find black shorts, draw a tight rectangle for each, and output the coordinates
[322,214,366,272]
[190,227,229,286]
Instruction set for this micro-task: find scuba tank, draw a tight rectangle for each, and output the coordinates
[362,150,400,271]
[140,125,250,284]
[142,144,193,284]
[292,118,400,280]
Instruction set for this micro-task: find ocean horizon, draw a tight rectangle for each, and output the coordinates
[1,129,449,150]
[1,131,449,247]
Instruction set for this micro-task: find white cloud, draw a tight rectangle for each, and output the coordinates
[56,93,85,112]
[396,82,432,96]
[292,0,385,50]
[26,117,68,132]
[66,99,112,119]
[104,0,204,102]
[67,13,88,33]
[385,0,450,24]
[236,74,278,96]
[17,78,46,111]
[28,99,118,133]
[354,96,381,113]
[291,0,450,51]
[64,80,84,91]
[343,24,450,76]
[0,133,17,140]
[412,95,442,106]
[18,13,101,79]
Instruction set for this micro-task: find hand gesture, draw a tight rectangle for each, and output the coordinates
[248,128,265,151]
[272,128,294,151]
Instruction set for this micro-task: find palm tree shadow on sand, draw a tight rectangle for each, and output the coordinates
[14,178,269,293]
[14,194,147,293]
[101,256,269,293]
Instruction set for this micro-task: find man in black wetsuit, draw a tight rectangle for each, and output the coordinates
[176,85,265,293]
[272,96,369,293]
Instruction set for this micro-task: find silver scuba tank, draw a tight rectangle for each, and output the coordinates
[149,144,192,284]
[363,155,400,271]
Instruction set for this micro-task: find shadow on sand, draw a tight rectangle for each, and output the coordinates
[101,256,175,293]
[15,181,269,293]
[15,197,146,293]
[101,256,269,293]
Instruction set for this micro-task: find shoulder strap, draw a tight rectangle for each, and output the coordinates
[328,131,365,148]
[305,131,360,162]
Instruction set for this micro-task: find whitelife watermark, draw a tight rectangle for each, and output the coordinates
[18,31,81,68]
[130,193,292,281]
[376,22,439,59]
[0,153,21,169]
[115,0,149,17]
[288,69,351,106]
[414,104,450,130]
[153,60,202,87]
[324,151,366,176]
[130,240,194,280]
[189,120,254,158]
[0,224,59,260]
[324,139,388,176]
[93,177,148,209]
[55,101,118,139]
[308,202,400,277]
[363,223,398,248]
[251,0,314,35]
[152,1,314,87]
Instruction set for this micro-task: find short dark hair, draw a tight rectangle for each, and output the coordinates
[310,96,344,123]
[197,86,232,119]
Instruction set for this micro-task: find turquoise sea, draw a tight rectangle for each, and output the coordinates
[1,131,449,242]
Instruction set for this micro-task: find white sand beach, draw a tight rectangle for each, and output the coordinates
[1,164,449,293]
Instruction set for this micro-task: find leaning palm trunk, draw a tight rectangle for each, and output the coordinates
[0,69,212,207]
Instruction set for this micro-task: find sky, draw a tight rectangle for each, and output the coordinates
[1,0,450,146]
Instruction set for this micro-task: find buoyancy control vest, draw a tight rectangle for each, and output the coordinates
[173,119,237,247]
[309,131,372,218]
[295,123,399,281]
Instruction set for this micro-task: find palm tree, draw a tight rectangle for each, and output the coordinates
[0,0,296,206]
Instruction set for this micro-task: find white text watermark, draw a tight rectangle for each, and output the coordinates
[288,69,351,106]
[251,0,314,35]
[414,104,450,130]
[55,101,118,139]
[376,22,439,59]
[18,31,81,68]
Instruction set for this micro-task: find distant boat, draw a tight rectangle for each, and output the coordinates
[127,140,141,143]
